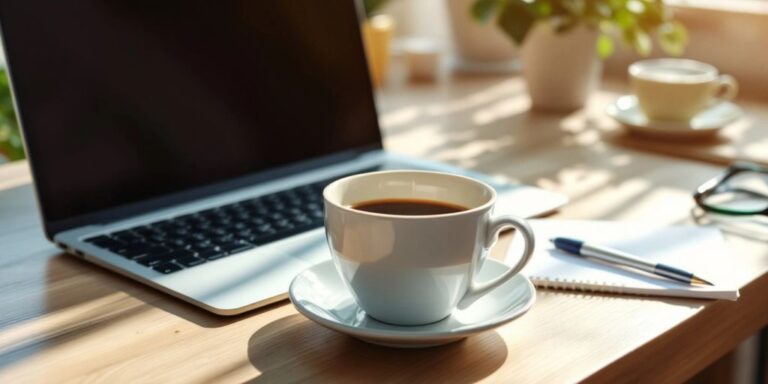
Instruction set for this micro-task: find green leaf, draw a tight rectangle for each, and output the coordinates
[612,9,636,29]
[496,1,536,45]
[659,21,688,56]
[608,0,625,9]
[596,33,615,59]
[0,69,24,161]
[531,0,552,17]
[474,0,685,60]
[362,0,389,19]
[471,0,502,23]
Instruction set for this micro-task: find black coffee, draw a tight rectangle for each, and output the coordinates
[352,198,468,215]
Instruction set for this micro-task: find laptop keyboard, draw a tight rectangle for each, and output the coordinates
[82,173,356,275]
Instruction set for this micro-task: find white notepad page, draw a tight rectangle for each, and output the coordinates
[506,220,740,300]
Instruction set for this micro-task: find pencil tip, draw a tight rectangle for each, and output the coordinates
[692,276,715,286]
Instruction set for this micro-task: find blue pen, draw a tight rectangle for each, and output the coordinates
[550,237,714,286]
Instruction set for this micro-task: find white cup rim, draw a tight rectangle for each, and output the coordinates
[323,170,497,220]
[629,58,718,83]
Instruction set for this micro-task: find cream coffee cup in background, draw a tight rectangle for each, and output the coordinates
[629,58,738,121]
[323,171,535,326]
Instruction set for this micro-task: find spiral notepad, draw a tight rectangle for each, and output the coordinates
[507,220,739,301]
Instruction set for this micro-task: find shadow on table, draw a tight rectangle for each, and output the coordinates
[247,314,508,383]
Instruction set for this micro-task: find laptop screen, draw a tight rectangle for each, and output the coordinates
[0,1,381,228]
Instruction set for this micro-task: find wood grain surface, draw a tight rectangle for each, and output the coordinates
[1,74,767,383]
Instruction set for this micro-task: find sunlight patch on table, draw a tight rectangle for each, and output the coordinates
[379,105,422,129]
[472,97,530,126]
[433,137,515,167]
[383,123,445,157]
[424,79,524,117]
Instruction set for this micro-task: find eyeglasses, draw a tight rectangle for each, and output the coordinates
[694,162,768,216]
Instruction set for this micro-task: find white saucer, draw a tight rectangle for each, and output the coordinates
[289,259,536,348]
[607,95,743,138]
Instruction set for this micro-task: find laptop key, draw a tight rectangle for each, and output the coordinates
[237,229,253,237]
[213,235,235,244]
[230,221,248,230]
[193,240,212,248]
[254,223,274,233]
[161,249,197,260]
[200,249,228,260]
[292,216,313,226]
[135,254,167,266]
[219,241,255,254]
[255,222,319,245]
[189,232,208,241]
[115,245,168,259]
[152,262,183,274]
[135,249,185,265]
[207,227,228,236]
[174,255,206,267]
[164,238,189,248]
[194,220,212,229]
[273,219,293,229]
[190,244,217,253]
[145,235,167,245]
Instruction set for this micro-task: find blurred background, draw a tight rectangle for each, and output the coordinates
[1,0,766,163]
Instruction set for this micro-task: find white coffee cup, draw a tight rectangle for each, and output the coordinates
[323,171,535,326]
[629,58,738,121]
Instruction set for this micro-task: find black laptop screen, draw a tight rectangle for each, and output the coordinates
[0,1,381,225]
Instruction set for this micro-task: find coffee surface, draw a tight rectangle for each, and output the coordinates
[352,198,467,215]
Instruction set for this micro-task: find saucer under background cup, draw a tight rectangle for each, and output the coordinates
[607,95,743,139]
[289,259,536,348]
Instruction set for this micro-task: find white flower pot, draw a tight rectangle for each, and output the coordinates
[521,23,601,111]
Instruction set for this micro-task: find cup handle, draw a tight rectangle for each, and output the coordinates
[714,74,738,101]
[458,215,535,308]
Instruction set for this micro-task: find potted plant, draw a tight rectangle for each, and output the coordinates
[361,0,394,88]
[472,0,687,111]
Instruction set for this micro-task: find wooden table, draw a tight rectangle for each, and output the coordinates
[1,74,767,383]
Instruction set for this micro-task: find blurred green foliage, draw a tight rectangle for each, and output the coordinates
[472,0,687,59]
[0,68,23,161]
[362,0,390,19]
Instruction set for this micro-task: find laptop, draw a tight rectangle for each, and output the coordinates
[0,1,566,315]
